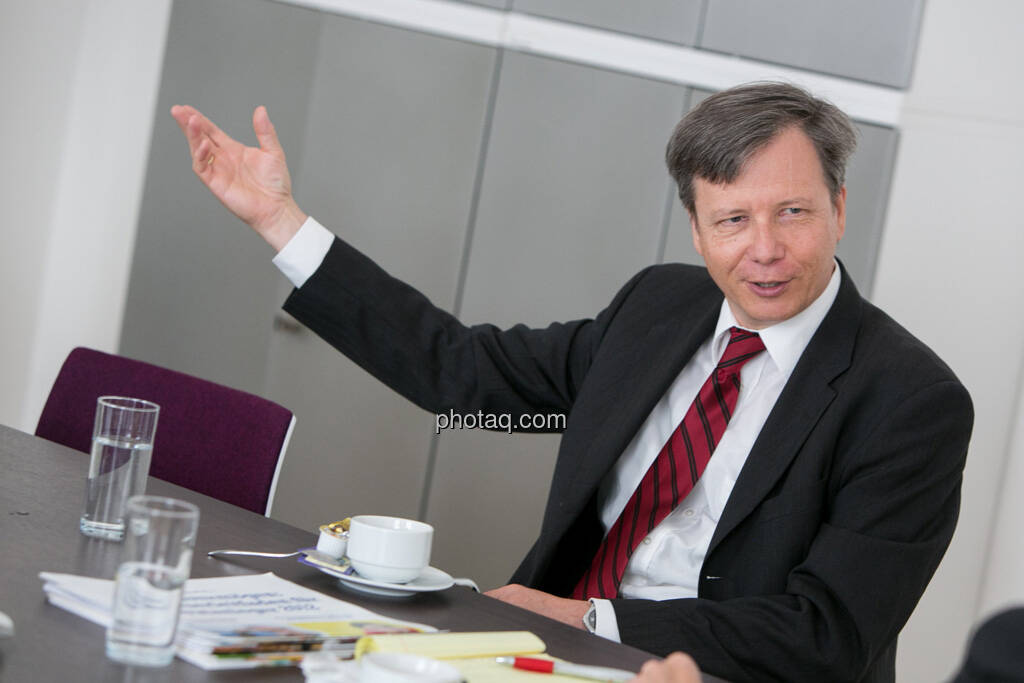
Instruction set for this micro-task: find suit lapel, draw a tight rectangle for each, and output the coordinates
[552,277,722,538]
[706,267,862,556]
[541,264,864,577]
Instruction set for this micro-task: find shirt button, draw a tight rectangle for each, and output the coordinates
[642,537,652,545]
[684,509,695,517]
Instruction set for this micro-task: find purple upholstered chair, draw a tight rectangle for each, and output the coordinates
[35,347,296,516]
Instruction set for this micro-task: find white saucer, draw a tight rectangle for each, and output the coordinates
[299,553,454,597]
[327,565,455,597]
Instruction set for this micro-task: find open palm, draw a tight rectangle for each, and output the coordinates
[171,105,305,247]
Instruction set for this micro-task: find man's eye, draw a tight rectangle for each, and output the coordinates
[782,207,803,215]
[722,216,745,225]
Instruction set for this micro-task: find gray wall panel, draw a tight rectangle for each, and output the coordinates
[662,88,709,266]
[460,53,689,327]
[424,53,688,588]
[121,0,321,394]
[834,122,898,292]
[699,0,924,87]
[512,0,704,45]
[289,20,495,300]
[264,17,498,530]
[429,429,562,590]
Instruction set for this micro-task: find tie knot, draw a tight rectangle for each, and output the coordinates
[717,327,766,371]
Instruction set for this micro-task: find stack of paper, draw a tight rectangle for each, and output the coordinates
[39,571,433,669]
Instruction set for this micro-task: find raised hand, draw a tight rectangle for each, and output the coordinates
[170,105,307,251]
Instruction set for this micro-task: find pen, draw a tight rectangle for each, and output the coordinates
[495,656,635,681]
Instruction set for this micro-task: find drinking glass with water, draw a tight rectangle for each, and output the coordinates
[106,495,199,666]
[80,396,159,540]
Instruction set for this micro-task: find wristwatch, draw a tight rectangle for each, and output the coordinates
[583,600,598,633]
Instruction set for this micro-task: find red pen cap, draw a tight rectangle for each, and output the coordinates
[514,657,555,673]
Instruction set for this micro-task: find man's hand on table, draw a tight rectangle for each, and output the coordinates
[630,653,701,683]
[485,584,589,630]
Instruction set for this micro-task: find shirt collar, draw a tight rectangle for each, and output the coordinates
[710,261,842,378]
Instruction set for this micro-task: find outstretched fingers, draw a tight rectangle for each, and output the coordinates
[192,136,216,178]
[169,104,194,136]
[171,104,239,163]
[252,105,284,157]
[174,105,231,145]
[168,104,306,244]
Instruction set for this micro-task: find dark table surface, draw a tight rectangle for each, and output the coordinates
[0,423,726,682]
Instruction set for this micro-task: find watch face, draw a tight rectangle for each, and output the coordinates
[586,605,597,630]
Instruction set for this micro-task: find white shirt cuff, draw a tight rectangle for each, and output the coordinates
[589,598,622,642]
[271,216,335,288]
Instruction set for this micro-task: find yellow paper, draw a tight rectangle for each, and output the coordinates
[354,631,545,660]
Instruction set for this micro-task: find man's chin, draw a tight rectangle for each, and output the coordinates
[731,300,798,329]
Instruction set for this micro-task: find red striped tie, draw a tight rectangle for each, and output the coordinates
[571,327,765,600]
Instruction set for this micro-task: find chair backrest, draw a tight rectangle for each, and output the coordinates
[35,347,295,516]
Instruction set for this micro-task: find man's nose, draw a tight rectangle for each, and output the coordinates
[747,220,785,263]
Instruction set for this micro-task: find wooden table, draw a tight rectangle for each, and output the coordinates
[0,423,725,682]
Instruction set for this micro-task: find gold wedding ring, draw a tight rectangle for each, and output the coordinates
[206,154,215,167]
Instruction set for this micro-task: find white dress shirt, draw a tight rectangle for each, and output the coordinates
[272,217,336,288]
[587,263,840,641]
[273,216,841,641]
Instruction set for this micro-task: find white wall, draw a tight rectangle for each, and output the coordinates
[0,0,85,429]
[0,0,172,431]
[980,371,1024,614]
[872,0,1024,679]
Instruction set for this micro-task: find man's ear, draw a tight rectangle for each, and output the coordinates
[834,185,847,242]
[690,213,704,258]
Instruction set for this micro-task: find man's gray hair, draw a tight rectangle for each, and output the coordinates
[666,82,857,215]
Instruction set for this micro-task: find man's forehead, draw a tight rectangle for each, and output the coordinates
[691,129,831,209]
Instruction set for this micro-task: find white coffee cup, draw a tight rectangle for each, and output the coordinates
[346,515,433,584]
[360,653,461,683]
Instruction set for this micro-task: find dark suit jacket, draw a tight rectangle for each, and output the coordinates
[284,237,974,683]
[951,607,1024,683]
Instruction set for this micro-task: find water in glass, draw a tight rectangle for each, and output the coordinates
[79,436,153,540]
[106,561,187,666]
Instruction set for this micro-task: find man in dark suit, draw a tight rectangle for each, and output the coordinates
[172,82,973,682]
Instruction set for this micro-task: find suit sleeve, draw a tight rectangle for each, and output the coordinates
[611,378,974,683]
[282,236,647,428]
